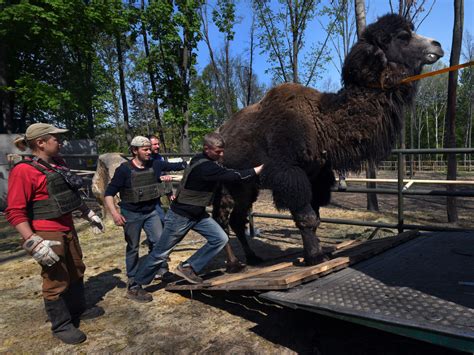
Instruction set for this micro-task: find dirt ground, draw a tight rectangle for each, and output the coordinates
[0,170,472,354]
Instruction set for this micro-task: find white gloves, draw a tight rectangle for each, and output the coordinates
[22,234,61,267]
[86,210,105,234]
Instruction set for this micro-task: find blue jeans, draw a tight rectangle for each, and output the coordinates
[155,202,166,224]
[121,208,167,282]
[134,209,229,286]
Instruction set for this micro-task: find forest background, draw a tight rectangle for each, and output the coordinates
[0,0,472,157]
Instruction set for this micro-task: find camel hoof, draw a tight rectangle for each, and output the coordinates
[304,253,330,266]
[225,260,247,273]
[246,254,264,265]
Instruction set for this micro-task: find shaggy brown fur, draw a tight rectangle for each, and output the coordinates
[213,14,443,265]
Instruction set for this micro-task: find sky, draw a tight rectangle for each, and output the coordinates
[196,0,474,90]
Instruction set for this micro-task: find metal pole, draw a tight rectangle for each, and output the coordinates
[398,151,404,233]
[248,208,255,238]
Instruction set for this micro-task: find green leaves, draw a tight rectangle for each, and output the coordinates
[212,0,236,41]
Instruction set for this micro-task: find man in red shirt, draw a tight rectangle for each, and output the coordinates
[6,123,105,344]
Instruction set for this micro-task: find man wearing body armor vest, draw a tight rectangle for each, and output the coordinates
[5,123,106,344]
[147,134,173,227]
[104,136,186,303]
[129,133,264,301]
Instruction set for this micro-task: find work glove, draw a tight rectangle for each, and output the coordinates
[85,210,105,234]
[22,234,61,267]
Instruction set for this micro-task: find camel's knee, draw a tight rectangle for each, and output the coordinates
[229,211,248,233]
[292,205,320,230]
[212,193,234,227]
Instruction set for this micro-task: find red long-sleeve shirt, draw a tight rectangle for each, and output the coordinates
[5,159,74,232]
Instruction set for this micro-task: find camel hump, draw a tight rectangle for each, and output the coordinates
[260,82,321,109]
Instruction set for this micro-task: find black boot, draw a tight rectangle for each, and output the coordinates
[44,298,87,344]
[64,280,104,325]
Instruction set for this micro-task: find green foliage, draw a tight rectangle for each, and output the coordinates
[2,0,469,159]
[0,0,117,136]
[146,0,202,118]
[212,0,236,41]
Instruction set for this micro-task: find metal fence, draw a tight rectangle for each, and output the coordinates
[11,149,474,234]
[249,148,474,236]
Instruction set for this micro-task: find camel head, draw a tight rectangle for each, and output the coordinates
[342,14,444,88]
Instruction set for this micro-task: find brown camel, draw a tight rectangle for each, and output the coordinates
[212,14,444,266]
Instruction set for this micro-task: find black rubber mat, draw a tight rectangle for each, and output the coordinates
[262,232,474,346]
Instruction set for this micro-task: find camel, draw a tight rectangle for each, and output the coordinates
[212,14,444,266]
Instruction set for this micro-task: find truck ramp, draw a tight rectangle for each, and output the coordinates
[261,232,474,352]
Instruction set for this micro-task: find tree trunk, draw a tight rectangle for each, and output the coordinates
[366,161,379,211]
[355,0,378,210]
[116,34,132,145]
[0,0,14,134]
[409,102,415,177]
[200,5,233,119]
[0,42,14,133]
[444,0,463,222]
[85,54,95,138]
[181,109,190,153]
[140,0,166,151]
[246,13,255,106]
[180,30,191,153]
[0,40,7,133]
[224,39,234,117]
[354,0,366,38]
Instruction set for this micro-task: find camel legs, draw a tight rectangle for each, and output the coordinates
[229,206,263,265]
[212,190,241,265]
[291,204,326,266]
[213,184,262,265]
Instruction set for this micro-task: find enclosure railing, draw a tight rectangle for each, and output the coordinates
[9,149,474,234]
[249,148,474,236]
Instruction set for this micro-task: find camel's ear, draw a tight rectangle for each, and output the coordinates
[342,41,387,87]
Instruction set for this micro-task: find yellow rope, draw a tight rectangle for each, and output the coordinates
[401,61,474,83]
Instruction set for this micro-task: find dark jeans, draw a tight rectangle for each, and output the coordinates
[121,208,166,283]
[134,209,229,286]
[155,202,166,223]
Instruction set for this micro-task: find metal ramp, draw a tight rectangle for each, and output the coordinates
[261,232,474,353]
[165,231,419,291]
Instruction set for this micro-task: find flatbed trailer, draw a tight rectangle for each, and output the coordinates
[167,231,474,352]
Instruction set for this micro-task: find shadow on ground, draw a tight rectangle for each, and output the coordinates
[172,289,463,355]
[84,268,127,306]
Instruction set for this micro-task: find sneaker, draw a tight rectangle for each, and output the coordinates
[126,286,153,303]
[175,262,203,284]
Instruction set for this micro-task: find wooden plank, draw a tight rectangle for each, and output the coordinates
[269,258,351,286]
[270,230,419,287]
[201,238,359,287]
[201,259,302,287]
[166,231,419,291]
[333,239,357,250]
[334,230,419,259]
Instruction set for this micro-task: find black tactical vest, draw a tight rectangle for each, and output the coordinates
[17,160,83,220]
[119,162,165,203]
[175,158,215,207]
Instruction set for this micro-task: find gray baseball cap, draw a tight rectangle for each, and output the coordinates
[130,136,151,147]
[25,123,69,140]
